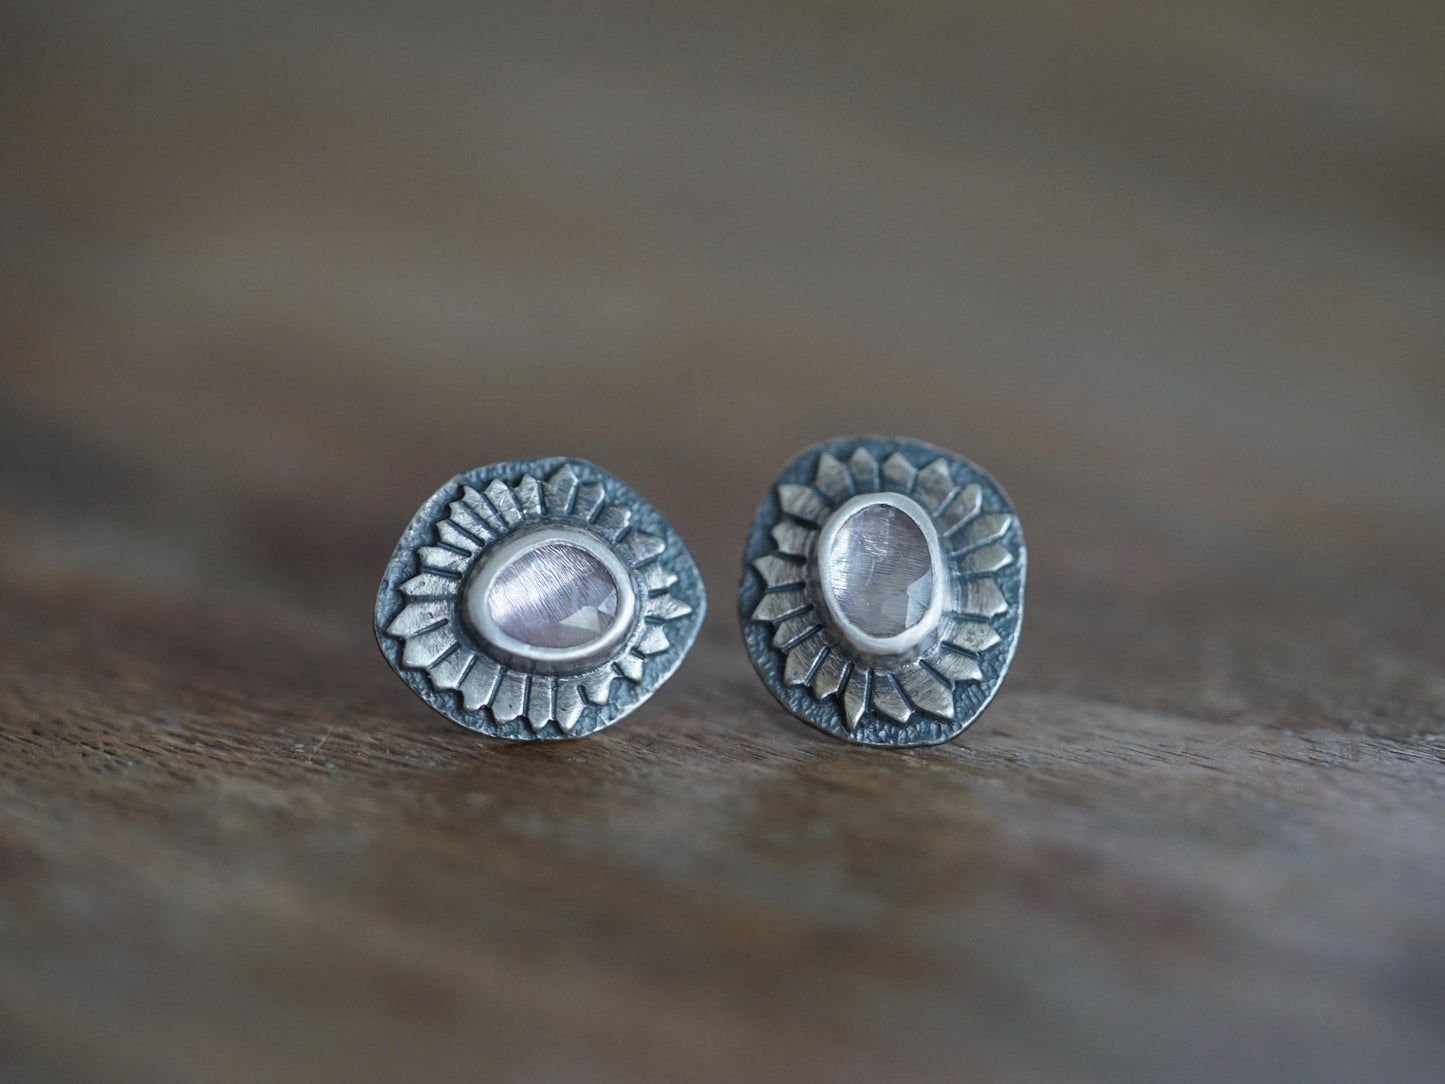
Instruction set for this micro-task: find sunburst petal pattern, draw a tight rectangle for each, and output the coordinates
[376,458,706,741]
[739,437,1025,746]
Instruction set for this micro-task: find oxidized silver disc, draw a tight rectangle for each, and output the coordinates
[376,458,706,740]
[738,437,1025,747]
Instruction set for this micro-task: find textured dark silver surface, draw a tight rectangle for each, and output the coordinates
[377,458,705,740]
[739,437,1025,747]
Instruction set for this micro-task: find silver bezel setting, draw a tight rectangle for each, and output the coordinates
[738,437,1025,747]
[376,458,706,741]
[462,525,639,674]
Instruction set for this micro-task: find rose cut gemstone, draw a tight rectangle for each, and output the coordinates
[482,542,621,649]
[825,504,934,637]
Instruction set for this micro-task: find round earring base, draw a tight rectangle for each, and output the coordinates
[377,457,706,741]
[738,436,1025,747]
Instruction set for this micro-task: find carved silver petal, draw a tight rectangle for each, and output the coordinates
[526,678,555,731]
[492,672,528,721]
[961,542,1014,574]
[784,635,827,685]
[593,504,631,541]
[484,480,523,526]
[515,475,544,518]
[936,484,983,535]
[778,484,829,524]
[848,448,879,491]
[752,554,806,589]
[460,489,505,534]
[447,501,498,543]
[772,612,820,651]
[622,532,666,564]
[420,546,471,575]
[913,458,958,513]
[842,669,870,731]
[930,650,983,683]
[459,658,501,710]
[810,651,850,700]
[574,482,606,522]
[544,465,580,516]
[948,621,1002,653]
[770,521,817,557]
[870,676,913,724]
[813,452,854,504]
[753,589,810,623]
[427,648,474,691]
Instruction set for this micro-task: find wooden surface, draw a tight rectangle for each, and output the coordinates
[1,2,1443,1081]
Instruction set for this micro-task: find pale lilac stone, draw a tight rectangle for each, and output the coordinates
[825,505,933,637]
[485,542,620,649]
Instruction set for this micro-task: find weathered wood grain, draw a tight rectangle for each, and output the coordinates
[0,2,1442,1081]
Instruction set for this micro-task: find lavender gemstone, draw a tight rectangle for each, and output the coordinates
[824,504,934,637]
[482,542,621,649]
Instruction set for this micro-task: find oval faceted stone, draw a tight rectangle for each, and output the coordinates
[482,542,621,649]
[825,504,934,637]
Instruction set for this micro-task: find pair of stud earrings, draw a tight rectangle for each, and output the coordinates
[374,437,1025,748]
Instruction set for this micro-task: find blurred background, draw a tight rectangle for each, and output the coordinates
[1,2,1442,1082]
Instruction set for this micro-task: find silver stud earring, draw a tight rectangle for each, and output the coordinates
[738,437,1025,747]
[376,458,705,740]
